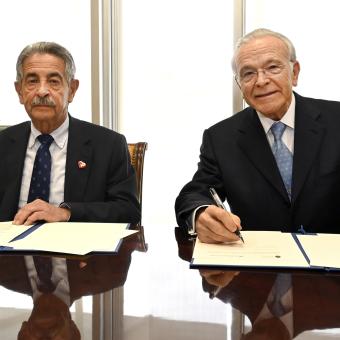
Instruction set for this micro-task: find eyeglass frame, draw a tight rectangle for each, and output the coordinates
[234,61,295,87]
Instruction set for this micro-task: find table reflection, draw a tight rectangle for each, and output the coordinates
[175,227,340,339]
[0,226,146,339]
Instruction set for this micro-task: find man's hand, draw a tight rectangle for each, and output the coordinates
[196,205,242,243]
[13,199,71,225]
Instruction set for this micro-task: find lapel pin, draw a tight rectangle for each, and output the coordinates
[78,160,87,169]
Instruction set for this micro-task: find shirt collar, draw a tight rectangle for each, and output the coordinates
[257,93,296,134]
[28,115,69,149]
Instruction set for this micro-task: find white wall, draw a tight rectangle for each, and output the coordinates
[245,0,340,101]
[118,0,234,229]
[0,0,92,125]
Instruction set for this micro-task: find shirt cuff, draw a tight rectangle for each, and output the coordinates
[187,205,209,235]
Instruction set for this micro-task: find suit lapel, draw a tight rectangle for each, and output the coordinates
[64,117,93,202]
[291,94,325,202]
[237,109,289,201]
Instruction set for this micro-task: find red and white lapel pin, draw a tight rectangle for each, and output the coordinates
[78,160,87,169]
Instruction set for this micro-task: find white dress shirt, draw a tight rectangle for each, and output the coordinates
[18,116,69,209]
[257,93,295,154]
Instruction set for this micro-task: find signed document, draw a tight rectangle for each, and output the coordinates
[191,231,313,269]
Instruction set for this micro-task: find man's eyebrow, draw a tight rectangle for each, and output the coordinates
[47,72,63,79]
[24,72,64,79]
[239,58,283,71]
[24,72,38,78]
[264,58,283,65]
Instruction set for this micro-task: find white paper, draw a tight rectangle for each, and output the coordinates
[192,231,309,268]
[0,221,33,245]
[8,222,137,255]
[297,233,340,269]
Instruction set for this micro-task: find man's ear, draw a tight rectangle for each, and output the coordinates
[292,61,300,87]
[14,81,24,104]
[68,79,79,103]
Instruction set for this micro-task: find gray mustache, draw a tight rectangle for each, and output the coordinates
[32,97,56,107]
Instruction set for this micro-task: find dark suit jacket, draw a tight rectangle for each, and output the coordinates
[0,115,140,223]
[175,93,340,233]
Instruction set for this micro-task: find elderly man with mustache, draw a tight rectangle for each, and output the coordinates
[0,42,140,225]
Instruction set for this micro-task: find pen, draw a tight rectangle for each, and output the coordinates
[209,187,245,243]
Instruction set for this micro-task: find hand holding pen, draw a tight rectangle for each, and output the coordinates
[209,188,244,243]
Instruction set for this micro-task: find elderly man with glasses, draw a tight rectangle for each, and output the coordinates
[175,28,340,243]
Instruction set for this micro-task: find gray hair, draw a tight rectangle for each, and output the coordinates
[231,28,297,74]
[16,42,76,83]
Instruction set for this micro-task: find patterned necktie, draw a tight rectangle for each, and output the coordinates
[270,122,293,199]
[27,134,54,203]
[267,273,292,317]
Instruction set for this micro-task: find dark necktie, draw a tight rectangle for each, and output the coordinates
[27,134,54,203]
[27,134,55,292]
[270,122,293,199]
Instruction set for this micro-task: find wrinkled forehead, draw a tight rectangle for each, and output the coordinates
[22,53,66,75]
[234,36,290,71]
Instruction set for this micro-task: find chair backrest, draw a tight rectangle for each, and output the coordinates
[127,142,148,210]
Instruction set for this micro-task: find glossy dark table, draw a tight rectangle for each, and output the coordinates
[0,225,340,339]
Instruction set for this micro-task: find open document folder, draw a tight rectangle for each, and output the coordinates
[191,231,340,271]
[0,221,137,255]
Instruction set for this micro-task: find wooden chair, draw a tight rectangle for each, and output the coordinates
[127,142,148,210]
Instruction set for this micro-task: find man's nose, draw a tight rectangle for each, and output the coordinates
[36,82,49,96]
[255,70,270,86]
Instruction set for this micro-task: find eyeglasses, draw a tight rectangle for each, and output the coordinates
[235,62,293,85]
